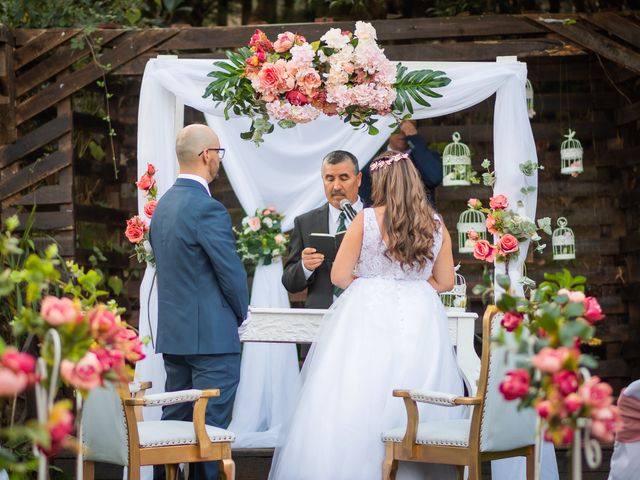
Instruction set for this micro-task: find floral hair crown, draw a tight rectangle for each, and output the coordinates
[369,152,410,172]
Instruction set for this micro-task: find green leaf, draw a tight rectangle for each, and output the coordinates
[368,125,379,135]
[579,353,598,369]
[497,274,511,290]
[108,276,123,296]
[563,301,585,318]
[559,320,593,346]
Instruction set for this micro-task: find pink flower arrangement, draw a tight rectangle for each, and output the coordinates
[495,270,621,446]
[236,207,289,265]
[125,164,157,265]
[205,22,451,144]
[465,193,550,266]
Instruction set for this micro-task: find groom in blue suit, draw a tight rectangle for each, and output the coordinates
[150,124,249,480]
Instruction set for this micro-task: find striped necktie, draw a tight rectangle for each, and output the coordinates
[333,211,347,298]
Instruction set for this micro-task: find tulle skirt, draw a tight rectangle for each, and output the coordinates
[268,277,467,480]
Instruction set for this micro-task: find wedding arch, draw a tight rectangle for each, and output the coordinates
[134,56,556,479]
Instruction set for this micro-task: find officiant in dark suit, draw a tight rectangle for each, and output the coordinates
[150,124,248,480]
[359,120,442,207]
[282,150,363,308]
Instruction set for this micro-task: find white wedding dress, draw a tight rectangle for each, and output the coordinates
[269,208,466,480]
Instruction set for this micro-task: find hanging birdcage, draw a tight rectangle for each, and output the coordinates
[526,79,536,119]
[552,217,576,260]
[560,129,583,176]
[440,264,467,312]
[442,132,472,186]
[457,209,487,254]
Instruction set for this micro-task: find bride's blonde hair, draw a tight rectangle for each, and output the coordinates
[370,151,439,269]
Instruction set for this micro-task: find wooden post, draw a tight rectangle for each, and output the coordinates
[0,25,16,145]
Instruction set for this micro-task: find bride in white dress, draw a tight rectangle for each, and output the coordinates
[269,151,466,480]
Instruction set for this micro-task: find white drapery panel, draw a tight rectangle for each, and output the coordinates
[135,57,557,479]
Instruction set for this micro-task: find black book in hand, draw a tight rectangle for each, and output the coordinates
[309,231,346,262]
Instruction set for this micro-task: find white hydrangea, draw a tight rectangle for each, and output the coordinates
[320,28,350,50]
[354,21,377,44]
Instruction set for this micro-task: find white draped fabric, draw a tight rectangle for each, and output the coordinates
[134,57,557,479]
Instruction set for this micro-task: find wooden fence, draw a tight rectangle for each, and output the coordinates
[0,13,639,390]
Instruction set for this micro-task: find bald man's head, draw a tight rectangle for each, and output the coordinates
[175,124,221,183]
[175,124,219,165]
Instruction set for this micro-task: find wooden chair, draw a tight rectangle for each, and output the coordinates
[82,381,235,480]
[381,306,536,480]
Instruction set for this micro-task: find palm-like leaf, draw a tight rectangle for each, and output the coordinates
[392,64,451,115]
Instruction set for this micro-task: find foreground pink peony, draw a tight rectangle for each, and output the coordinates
[499,369,530,400]
[60,352,104,390]
[0,348,38,396]
[39,400,75,457]
[41,296,82,326]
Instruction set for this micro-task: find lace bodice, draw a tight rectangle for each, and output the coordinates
[355,208,442,281]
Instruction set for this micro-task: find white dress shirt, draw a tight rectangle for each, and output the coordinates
[302,197,363,279]
[177,173,211,197]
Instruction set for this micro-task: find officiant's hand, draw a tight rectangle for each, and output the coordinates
[302,248,324,271]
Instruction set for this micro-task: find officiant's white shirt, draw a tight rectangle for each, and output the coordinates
[302,197,363,280]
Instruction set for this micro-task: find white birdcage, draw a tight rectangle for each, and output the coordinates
[552,217,576,260]
[457,209,487,254]
[440,265,467,312]
[442,132,472,186]
[560,129,583,176]
[526,79,536,119]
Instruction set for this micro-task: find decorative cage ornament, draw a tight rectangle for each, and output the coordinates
[442,132,472,186]
[440,264,467,312]
[552,217,576,260]
[457,209,487,254]
[526,79,536,119]
[560,129,583,176]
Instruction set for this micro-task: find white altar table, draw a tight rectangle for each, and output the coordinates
[241,307,480,395]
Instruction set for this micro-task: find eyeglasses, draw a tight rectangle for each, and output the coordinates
[199,148,226,160]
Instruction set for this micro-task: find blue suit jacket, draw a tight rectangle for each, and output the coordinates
[149,178,249,355]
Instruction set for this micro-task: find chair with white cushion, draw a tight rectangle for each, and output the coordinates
[82,381,235,480]
[381,306,536,480]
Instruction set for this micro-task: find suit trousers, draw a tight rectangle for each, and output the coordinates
[153,353,241,480]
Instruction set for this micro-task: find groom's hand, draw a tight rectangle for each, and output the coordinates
[302,248,324,271]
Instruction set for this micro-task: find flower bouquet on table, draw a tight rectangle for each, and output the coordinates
[124,163,157,265]
[494,269,621,449]
[465,194,551,269]
[235,207,288,265]
[204,21,451,144]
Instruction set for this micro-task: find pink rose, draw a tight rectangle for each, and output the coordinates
[557,288,586,304]
[144,200,157,219]
[501,311,524,332]
[498,234,519,256]
[579,376,613,409]
[583,296,605,324]
[485,215,499,235]
[246,50,266,67]
[247,217,261,232]
[467,230,479,241]
[552,370,579,396]
[136,173,155,192]
[60,352,103,391]
[489,194,508,209]
[41,296,81,326]
[146,163,156,175]
[249,29,274,52]
[273,32,295,52]
[467,198,481,209]
[536,400,552,419]
[294,34,306,45]
[274,233,286,245]
[91,346,125,372]
[256,62,282,93]
[87,306,120,339]
[125,216,148,244]
[531,347,570,374]
[40,400,74,457]
[2,347,37,375]
[564,392,583,414]
[472,239,497,263]
[0,368,28,396]
[285,89,311,106]
[113,327,146,363]
[590,405,622,442]
[296,68,322,96]
[499,369,530,401]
